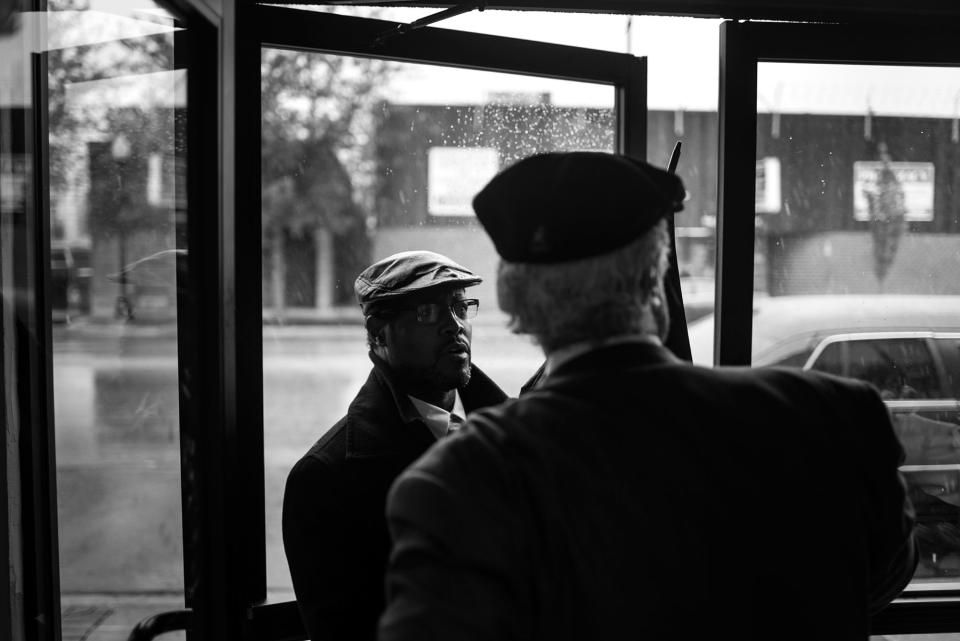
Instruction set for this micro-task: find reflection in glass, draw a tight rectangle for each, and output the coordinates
[261,49,615,599]
[1,14,33,641]
[750,62,960,587]
[46,1,186,638]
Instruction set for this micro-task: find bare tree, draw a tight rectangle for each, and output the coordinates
[261,47,394,318]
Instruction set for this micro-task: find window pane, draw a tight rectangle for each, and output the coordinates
[637,18,721,339]
[810,341,844,377]
[1,10,33,638]
[810,338,943,398]
[750,62,960,588]
[261,48,615,600]
[317,6,722,350]
[846,339,938,399]
[46,1,187,638]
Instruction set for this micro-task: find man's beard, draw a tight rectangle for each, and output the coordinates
[425,359,472,390]
[395,358,472,394]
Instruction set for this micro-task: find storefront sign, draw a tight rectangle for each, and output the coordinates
[853,161,934,222]
[755,156,781,214]
[428,147,499,216]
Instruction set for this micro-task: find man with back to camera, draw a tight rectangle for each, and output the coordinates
[282,250,507,641]
[378,152,918,640]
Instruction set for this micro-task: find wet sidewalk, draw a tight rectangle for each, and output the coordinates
[62,595,186,641]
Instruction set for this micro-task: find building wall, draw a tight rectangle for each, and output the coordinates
[374,102,616,229]
[369,106,960,304]
[369,105,720,301]
[766,231,960,295]
[758,112,960,235]
[648,109,718,229]
[77,104,960,320]
[371,224,505,324]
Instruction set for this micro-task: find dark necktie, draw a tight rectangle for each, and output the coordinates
[446,413,465,436]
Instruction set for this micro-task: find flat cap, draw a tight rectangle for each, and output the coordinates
[472,152,685,263]
[355,250,482,315]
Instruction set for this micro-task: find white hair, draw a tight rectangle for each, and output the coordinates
[496,220,671,352]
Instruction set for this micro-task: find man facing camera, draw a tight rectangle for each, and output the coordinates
[379,153,917,641]
[283,250,507,641]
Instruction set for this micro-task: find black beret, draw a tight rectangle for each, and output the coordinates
[472,152,685,263]
[355,250,481,315]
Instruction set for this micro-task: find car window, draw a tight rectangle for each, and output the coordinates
[810,338,940,399]
[810,341,844,377]
[936,337,960,399]
[767,347,816,369]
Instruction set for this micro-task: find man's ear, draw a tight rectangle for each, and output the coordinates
[649,290,663,308]
[366,316,387,346]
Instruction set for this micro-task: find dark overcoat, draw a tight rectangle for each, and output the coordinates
[283,354,507,641]
[380,341,917,641]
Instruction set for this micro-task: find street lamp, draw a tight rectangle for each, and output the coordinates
[111,133,133,320]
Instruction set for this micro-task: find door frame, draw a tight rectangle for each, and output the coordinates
[717,18,960,634]
[6,1,227,641]
[245,6,653,639]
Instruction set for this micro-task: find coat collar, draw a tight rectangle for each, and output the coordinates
[345,352,507,459]
[544,334,663,378]
[541,339,682,390]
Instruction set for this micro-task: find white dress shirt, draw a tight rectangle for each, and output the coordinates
[408,390,467,440]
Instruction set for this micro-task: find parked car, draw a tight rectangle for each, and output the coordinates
[106,248,184,322]
[50,240,92,323]
[688,294,960,371]
[687,294,960,579]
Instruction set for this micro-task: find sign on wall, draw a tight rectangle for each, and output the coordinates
[755,156,781,214]
[428,147,499,217]
[853,161,934,222]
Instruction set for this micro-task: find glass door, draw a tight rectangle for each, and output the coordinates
[246,6,657,637]
[2,2,220,641]
[715,19,960,634]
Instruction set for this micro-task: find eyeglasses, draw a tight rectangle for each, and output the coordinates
[393,299,479,324]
